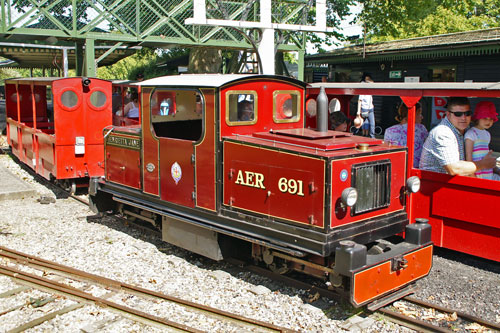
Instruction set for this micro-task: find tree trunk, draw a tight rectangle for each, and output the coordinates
[188,48,222,73]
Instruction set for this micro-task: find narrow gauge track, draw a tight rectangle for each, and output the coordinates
[0,246,295,332]
[116,216,500,333]
[228,258,500,333]
[378,296,500,333]
[4,155,498,332]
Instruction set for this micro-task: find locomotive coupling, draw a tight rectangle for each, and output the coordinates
[89,177,100,196]
[334,240,367,276]
[405,218,432,245]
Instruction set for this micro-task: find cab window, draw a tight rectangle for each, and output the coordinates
[273,91,301,122]
[151,89,202,141]
[226,91,257,125]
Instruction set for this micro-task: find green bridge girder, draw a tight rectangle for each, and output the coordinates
[0,0,309,77]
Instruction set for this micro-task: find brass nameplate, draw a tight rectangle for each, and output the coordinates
[107,135,141,150]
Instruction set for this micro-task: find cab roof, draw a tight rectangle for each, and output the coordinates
[135,74,306,88]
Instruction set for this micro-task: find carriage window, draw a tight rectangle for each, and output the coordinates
[90,90,107,108]
[61,90,78,108]
[10,92,21,103]
[329,98,341,113]
[226,91,257,125]
[273,91,300,123]
[306,99,317,117]
[150,89,202,141]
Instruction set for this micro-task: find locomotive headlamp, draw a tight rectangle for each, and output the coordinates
[341,187,358,207]
[82,77,91,87]
[406,176,421,194]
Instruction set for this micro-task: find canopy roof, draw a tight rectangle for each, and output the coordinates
[307,28,500,65]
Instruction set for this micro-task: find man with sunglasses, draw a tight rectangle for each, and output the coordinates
[420,97,496,175]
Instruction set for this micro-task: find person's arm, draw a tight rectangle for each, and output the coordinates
[357,96,362,115]
[444,151,496,176]
[122,102,132,117]
[465,138,474,162]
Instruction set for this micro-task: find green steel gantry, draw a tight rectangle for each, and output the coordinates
[0,0,310,78]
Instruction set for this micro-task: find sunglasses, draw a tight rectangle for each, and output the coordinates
[449,110,472,117]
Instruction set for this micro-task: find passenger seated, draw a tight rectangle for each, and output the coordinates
[118,91,139,119]
[420,97,496,176]
[330,111,349,132]
[384,102,428,167]
[237,100,254,121]
[465,101,500,180]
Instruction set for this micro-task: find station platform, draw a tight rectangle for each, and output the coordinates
[0,159,37,201]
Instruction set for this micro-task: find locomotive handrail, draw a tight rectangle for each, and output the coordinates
[103,126,115,139]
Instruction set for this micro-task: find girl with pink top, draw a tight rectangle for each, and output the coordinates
[465,101,500,180]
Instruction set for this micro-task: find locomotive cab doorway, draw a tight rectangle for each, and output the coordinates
[142,88,203,207]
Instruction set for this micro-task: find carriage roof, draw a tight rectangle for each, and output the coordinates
[309,81,500,92]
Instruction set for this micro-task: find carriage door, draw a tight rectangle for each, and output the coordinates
[145,88,202,207]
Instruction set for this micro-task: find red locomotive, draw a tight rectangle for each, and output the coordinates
[5,77,112,192]
[90,74,433,309]
[307,82,500,263]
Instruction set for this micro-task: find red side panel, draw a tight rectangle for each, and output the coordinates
[159,138,195,208]
[37,133,56,179]
[195,89,216,211]
[6,119,21,158]
[20,126,35,168]
[105,133,142,189]
[223,141,326,228]
[412,170,500,261]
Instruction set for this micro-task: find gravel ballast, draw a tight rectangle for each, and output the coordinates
[0,153,499,332]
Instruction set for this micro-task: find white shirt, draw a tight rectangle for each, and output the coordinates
[359,95,373,109]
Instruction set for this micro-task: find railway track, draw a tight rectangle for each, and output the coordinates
[378,296,500,333]
[111,215,500,333]
[3,155,499,332]
[111,211,500,333]
[0,246,295,332]
[229,257,500,332]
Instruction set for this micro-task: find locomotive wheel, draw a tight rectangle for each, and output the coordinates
[329,271,343,288]
[262,249,290,275]
[268,262,290,275]
[62,180,76,194]
[89,191,116,215]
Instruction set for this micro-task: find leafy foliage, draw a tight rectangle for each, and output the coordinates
[0,67,22,83]
[304,0,356,52]
[97,48,188,80]
[357,0,500,41]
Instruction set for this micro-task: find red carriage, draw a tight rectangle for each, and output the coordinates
[90,74,432,309]
[307,82,500,262]
[5,77,112,192]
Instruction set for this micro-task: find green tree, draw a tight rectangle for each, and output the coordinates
[310,0,357,51]
[357,0,500,41]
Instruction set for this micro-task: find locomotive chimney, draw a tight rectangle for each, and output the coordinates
[316,86,328,132]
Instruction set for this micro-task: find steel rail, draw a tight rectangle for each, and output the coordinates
[404,296,500,332]
[377,307,454,333]
[0,246,294,333]
[0,264,201,332]
[225,258,500,333]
